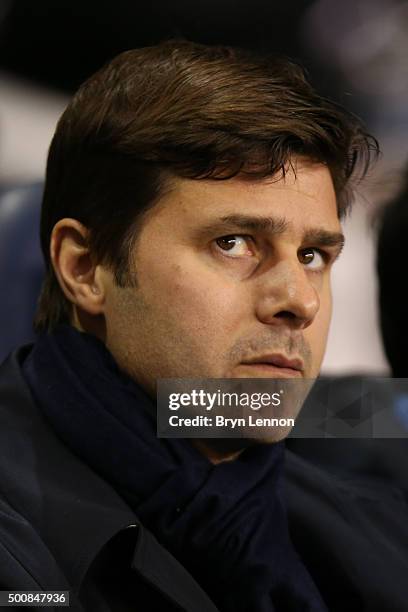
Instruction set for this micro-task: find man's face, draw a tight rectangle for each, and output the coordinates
[101,159,343,396]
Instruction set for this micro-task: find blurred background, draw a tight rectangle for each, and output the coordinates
[1,0,407,372]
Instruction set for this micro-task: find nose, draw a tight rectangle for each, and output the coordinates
[255,259,320,330]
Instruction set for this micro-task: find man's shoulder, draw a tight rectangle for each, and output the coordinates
[0,347,42,498]
[0,350,220,610]
[0,346,34,419]
[0,494,70,591]
[284,447,408,611]
[0,348,75,590]
[0,348,136,591]
[0,346,69,495]
[0,343,137,517]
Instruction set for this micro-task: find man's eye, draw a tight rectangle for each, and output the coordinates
[298,248,325,270]
[215,235,254,257]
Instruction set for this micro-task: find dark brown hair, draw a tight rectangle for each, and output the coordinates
[35,39,379,331]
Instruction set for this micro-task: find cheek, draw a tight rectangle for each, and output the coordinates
[177,272,244,338]
[140,255,247,338]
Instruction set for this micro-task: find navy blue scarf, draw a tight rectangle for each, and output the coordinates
[23,325,327,612]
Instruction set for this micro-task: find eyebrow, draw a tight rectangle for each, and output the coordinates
[195,213,345,252]
[195,214,289,238]
[302,229,345,251]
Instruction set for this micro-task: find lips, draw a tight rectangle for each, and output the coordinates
[240,354,304,374]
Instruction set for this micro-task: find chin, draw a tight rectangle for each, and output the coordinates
[247,424,295,443]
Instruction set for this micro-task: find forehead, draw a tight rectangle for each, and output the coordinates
[149,161,341,235]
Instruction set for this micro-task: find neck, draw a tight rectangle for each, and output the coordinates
[190,438,255,464]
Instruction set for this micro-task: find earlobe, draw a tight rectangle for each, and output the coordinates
[50,219,106,315]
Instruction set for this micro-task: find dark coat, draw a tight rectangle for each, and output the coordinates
[1,348,408,611]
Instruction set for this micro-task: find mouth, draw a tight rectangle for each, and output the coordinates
[238,354,304,378]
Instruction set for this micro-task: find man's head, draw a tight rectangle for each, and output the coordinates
[35,40,378,396]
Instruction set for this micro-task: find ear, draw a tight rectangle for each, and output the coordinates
[50,219,107,316]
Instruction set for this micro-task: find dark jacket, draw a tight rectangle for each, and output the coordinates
[1,348,408,611]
